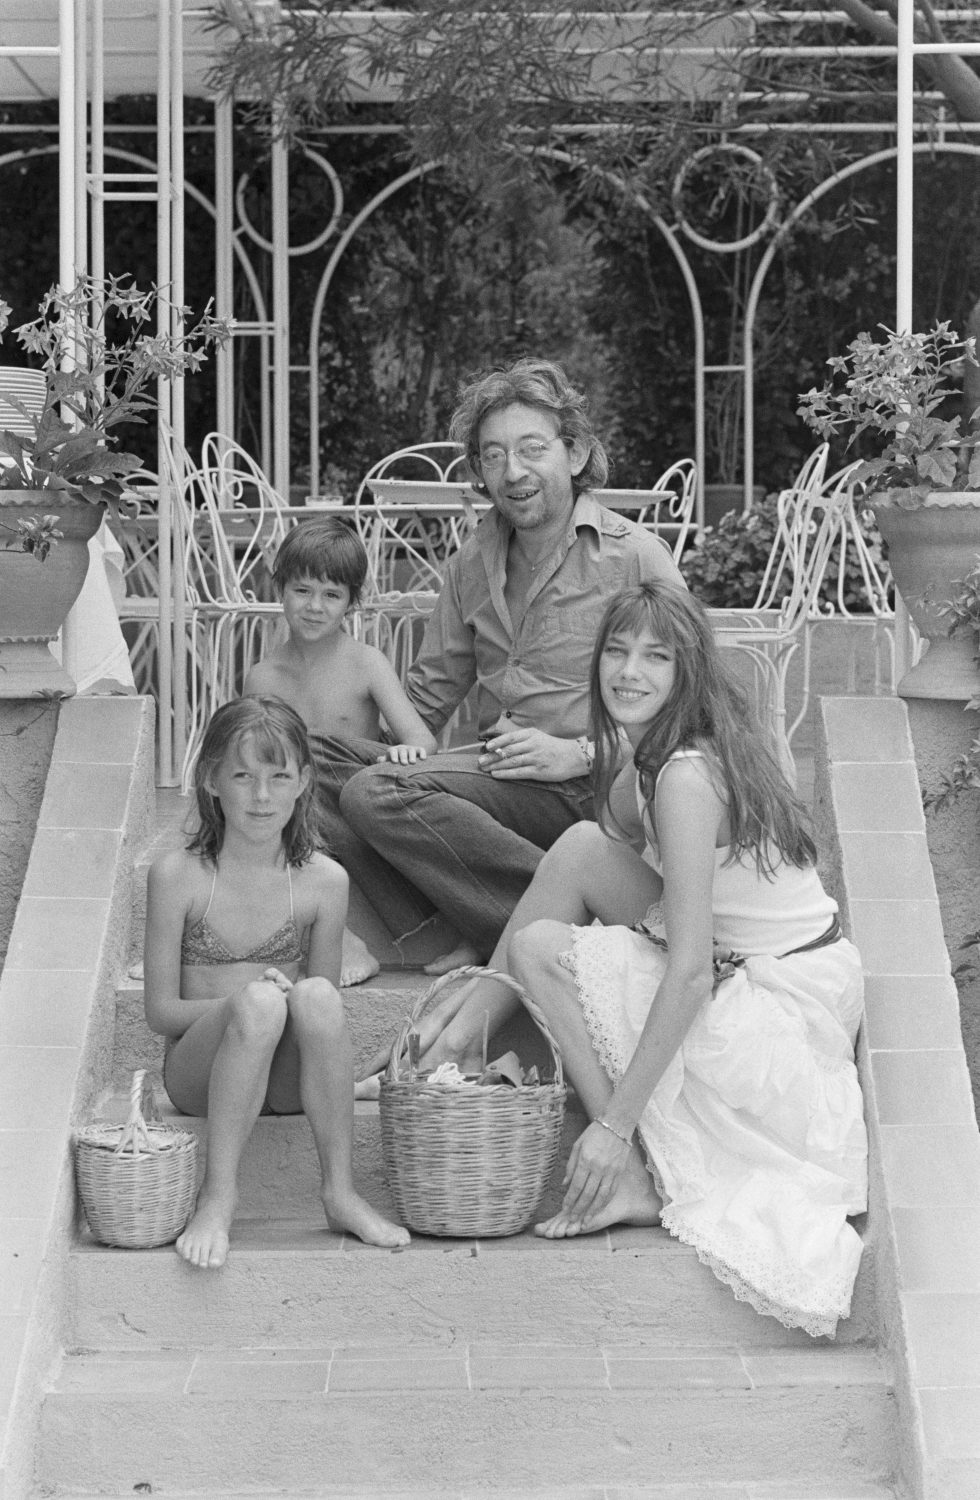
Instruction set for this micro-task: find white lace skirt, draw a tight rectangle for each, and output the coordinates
[562,924,868,1339]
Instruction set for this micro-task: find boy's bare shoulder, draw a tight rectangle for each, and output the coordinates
[244,649,292,694]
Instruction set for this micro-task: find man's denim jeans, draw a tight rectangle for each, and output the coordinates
[311,734,594,954]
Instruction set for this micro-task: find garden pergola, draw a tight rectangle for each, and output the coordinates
[2,1,980,781]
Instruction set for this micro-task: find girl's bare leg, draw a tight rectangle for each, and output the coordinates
[167,980,288,1269]
[268,979,409,1247]
[509,919,662,1239]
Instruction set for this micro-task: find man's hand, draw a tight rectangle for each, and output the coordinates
[478,724,589,783]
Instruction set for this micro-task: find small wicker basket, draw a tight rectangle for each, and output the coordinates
[74,1069,198,1249]
[379,967,566,1238]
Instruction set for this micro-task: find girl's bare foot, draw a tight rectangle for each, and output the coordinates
[354,1072,382,1101]
[423,941,485,976]
[535,1159,662,1240]
[322,1185,410,1247]
[340,928,381,987]
[175,1190,237,1268]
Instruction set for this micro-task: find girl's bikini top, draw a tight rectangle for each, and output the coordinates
[181,864,305,967]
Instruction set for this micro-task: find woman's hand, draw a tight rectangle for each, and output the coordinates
[479,726,587,782]
[559,1120,632,1225]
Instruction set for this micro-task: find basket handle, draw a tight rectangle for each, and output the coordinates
[386,965,564,1087]
[114,1069,162,1157]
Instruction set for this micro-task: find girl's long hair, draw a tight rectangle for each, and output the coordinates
[188,696,319,867]
[591,584,817,873]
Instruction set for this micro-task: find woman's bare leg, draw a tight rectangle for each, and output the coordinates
[267,979,409,1247]
[167,980,288,1269]
[509,919,662,1239]
[418,824,661,1071]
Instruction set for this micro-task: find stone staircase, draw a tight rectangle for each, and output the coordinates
[32,796,902,1499]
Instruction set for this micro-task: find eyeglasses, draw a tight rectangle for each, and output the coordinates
[477,437,561,475]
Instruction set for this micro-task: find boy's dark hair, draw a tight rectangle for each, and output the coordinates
[272,517,368,606]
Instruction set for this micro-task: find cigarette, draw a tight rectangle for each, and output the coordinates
[435,741,487,754]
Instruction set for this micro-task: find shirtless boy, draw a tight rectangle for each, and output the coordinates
[244,517,438,980]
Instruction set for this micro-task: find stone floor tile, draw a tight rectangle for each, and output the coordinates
[822,695,909,762]
[0,969,96,1048]
[918,1384,980,1457]
[22,827,122,900]
[0,1130,65,1216]
[54,1354,192,1395]
[839,830,935,900]
[475,1229,611,1252]
[830,762,923,830]
[861,979,962,1051]
[0,1219,45,1316]
[606,1353,750,1388]
[607,1224,679,1251]
[879,1123,980,1206]
[4,896,109,971]
[847,898,950,977]
[746,1486,896,1499]
[741,1349,887,1386]
[903,1292,980,1385]
[0,1046,80,1131]
[869,1048,975,1125]
[892,1206,980,1292]
[469,1351,608,1389]
[52,696,146,764]
[328,1352,469,1391]
[185,1355,330,1395]
[39,761,134,829]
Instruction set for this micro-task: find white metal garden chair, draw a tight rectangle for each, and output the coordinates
[708,444,843,777]
[353,441,479,595]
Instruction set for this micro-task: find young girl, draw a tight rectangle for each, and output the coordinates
[406,582,867,1337]
[144,695,410,1269]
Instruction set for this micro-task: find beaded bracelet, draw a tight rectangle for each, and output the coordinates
[595,1116,633,1146]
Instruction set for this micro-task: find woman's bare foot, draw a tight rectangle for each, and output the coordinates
[322,1185,410,1247]
[535,1159,662,1240]
[423,940,485,976]
[175,1190,236,1268]
[341,929,381,987]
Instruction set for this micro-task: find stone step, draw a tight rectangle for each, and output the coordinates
[110,972,556,1090]
[69,1200,876,1355]
[37,1342,897,1496]
[45,1487,900,1500]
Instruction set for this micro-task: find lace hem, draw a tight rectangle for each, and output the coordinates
[659,1204,857,1340]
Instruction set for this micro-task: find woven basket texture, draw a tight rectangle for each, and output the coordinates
[75,1070,198,1249]
[379,967,566,1237]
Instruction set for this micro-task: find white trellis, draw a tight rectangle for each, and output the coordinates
[1,2,979,779]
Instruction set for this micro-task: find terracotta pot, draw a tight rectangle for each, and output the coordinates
[0,492,106,698]
[871,491,980,700]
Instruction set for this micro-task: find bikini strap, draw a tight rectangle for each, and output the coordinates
[201,862,219,920]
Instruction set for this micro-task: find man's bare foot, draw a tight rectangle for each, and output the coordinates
[423,941,485,976]
[322,1185,410,1247]
[175,1190,236,1268]
[534,1160,662,1240]
[341,929,381,987]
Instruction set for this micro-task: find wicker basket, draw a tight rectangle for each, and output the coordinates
[379,967,566,1237]
[74,1069,198,1249]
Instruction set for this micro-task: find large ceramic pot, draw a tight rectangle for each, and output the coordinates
[871,491,980,699]
[0,492,106,697]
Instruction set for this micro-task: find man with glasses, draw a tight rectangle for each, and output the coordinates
[314,357,685,982]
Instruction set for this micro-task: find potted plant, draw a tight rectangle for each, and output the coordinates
[0,275,227,696]
[798,322,980,699]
